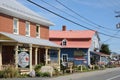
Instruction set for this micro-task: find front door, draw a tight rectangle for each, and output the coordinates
[2,46,15,65]
[38,48,45,64]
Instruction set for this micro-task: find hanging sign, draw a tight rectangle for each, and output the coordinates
[18,51,29,68]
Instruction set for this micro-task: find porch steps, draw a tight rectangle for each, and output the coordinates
[19,68,30,74]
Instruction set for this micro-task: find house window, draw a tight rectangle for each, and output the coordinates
[36,25,40,38]
[13,18,19,34]
[62,54,68,62]
[62,39,67,46]
[25,22,30,36]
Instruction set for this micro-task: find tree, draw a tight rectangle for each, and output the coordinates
[100,44,111,55]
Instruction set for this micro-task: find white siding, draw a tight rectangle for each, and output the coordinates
[89,33,100,51]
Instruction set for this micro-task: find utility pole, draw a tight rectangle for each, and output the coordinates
[115,11,120,28]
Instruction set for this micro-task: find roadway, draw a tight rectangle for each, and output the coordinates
[74,67,120,80]
[49,67,120,80]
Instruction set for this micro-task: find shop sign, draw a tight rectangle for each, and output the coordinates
[18,51,29,68]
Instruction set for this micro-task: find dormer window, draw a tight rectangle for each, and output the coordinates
[62,39,67,46]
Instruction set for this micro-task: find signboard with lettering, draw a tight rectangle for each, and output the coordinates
[74,50,85,57]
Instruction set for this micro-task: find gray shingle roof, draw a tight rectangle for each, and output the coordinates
[0,32,61,48]
[0,0,54,26]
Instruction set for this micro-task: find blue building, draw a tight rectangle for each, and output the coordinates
[49,26,101,66]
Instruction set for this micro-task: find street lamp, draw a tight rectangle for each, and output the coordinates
[115,11,120,29]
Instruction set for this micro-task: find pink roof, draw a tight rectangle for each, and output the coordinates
[49,30,96,38]
[49,30,96,48]
[66,40,91,48]
[50,39,91,48]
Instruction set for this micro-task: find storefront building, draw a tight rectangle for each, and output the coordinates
[0,0,61,72]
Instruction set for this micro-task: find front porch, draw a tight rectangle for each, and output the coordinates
[0,32,61,73]
[90,51,109,65]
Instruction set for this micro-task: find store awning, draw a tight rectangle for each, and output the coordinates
[0,32,61,48]
[91,51,109,57]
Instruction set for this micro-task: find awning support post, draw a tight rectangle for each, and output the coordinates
[15,44,18,69]
[58,49,61,71]
[29,44,32,72]
[45,48,48,65]
[0,44,2,70]
[35,48,38,65]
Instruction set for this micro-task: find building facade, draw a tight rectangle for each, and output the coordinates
[0,0,61,72]
[49,26,101,66]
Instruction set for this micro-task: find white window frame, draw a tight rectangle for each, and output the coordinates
[13,18,19,34]
[36,24,40,38]
[62,54,68,62]
[25,21,30,36]
[62,39,67,46]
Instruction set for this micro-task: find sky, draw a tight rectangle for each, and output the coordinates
[17,0,120,53]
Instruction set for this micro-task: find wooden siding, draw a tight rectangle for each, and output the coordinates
[61,48,88,65]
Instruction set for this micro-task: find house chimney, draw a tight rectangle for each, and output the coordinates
[62,25,66,31]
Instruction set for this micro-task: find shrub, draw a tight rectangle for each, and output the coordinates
[35,72,42,77]
[0,71,4,78]
[2,65,19,78]
[54,68,60,76]
[106,64,116,68]
[34,64,43,76]
[77,65,81,70]
[100,65,106,69]
[34,64,43,72]
[42,72,50,77]
[94,65,100,70]
[36,72,50,77]
[77,65,89,71]
[20,74,29,78]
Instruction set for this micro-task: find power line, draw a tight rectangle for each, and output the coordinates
[27,0,120,39]
[27,0,93,30]
[56,0,120,40]
[103,30,120,42]
[40,0,119,35]
[55,0,117,31]
[40,0,100,29]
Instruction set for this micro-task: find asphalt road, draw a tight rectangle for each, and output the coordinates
[1,67,120,80]
[74,68,120,80]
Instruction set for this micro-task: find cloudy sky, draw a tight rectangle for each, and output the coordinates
[17,0,120,53]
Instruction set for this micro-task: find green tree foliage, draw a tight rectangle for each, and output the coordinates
[100,44,111,55]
